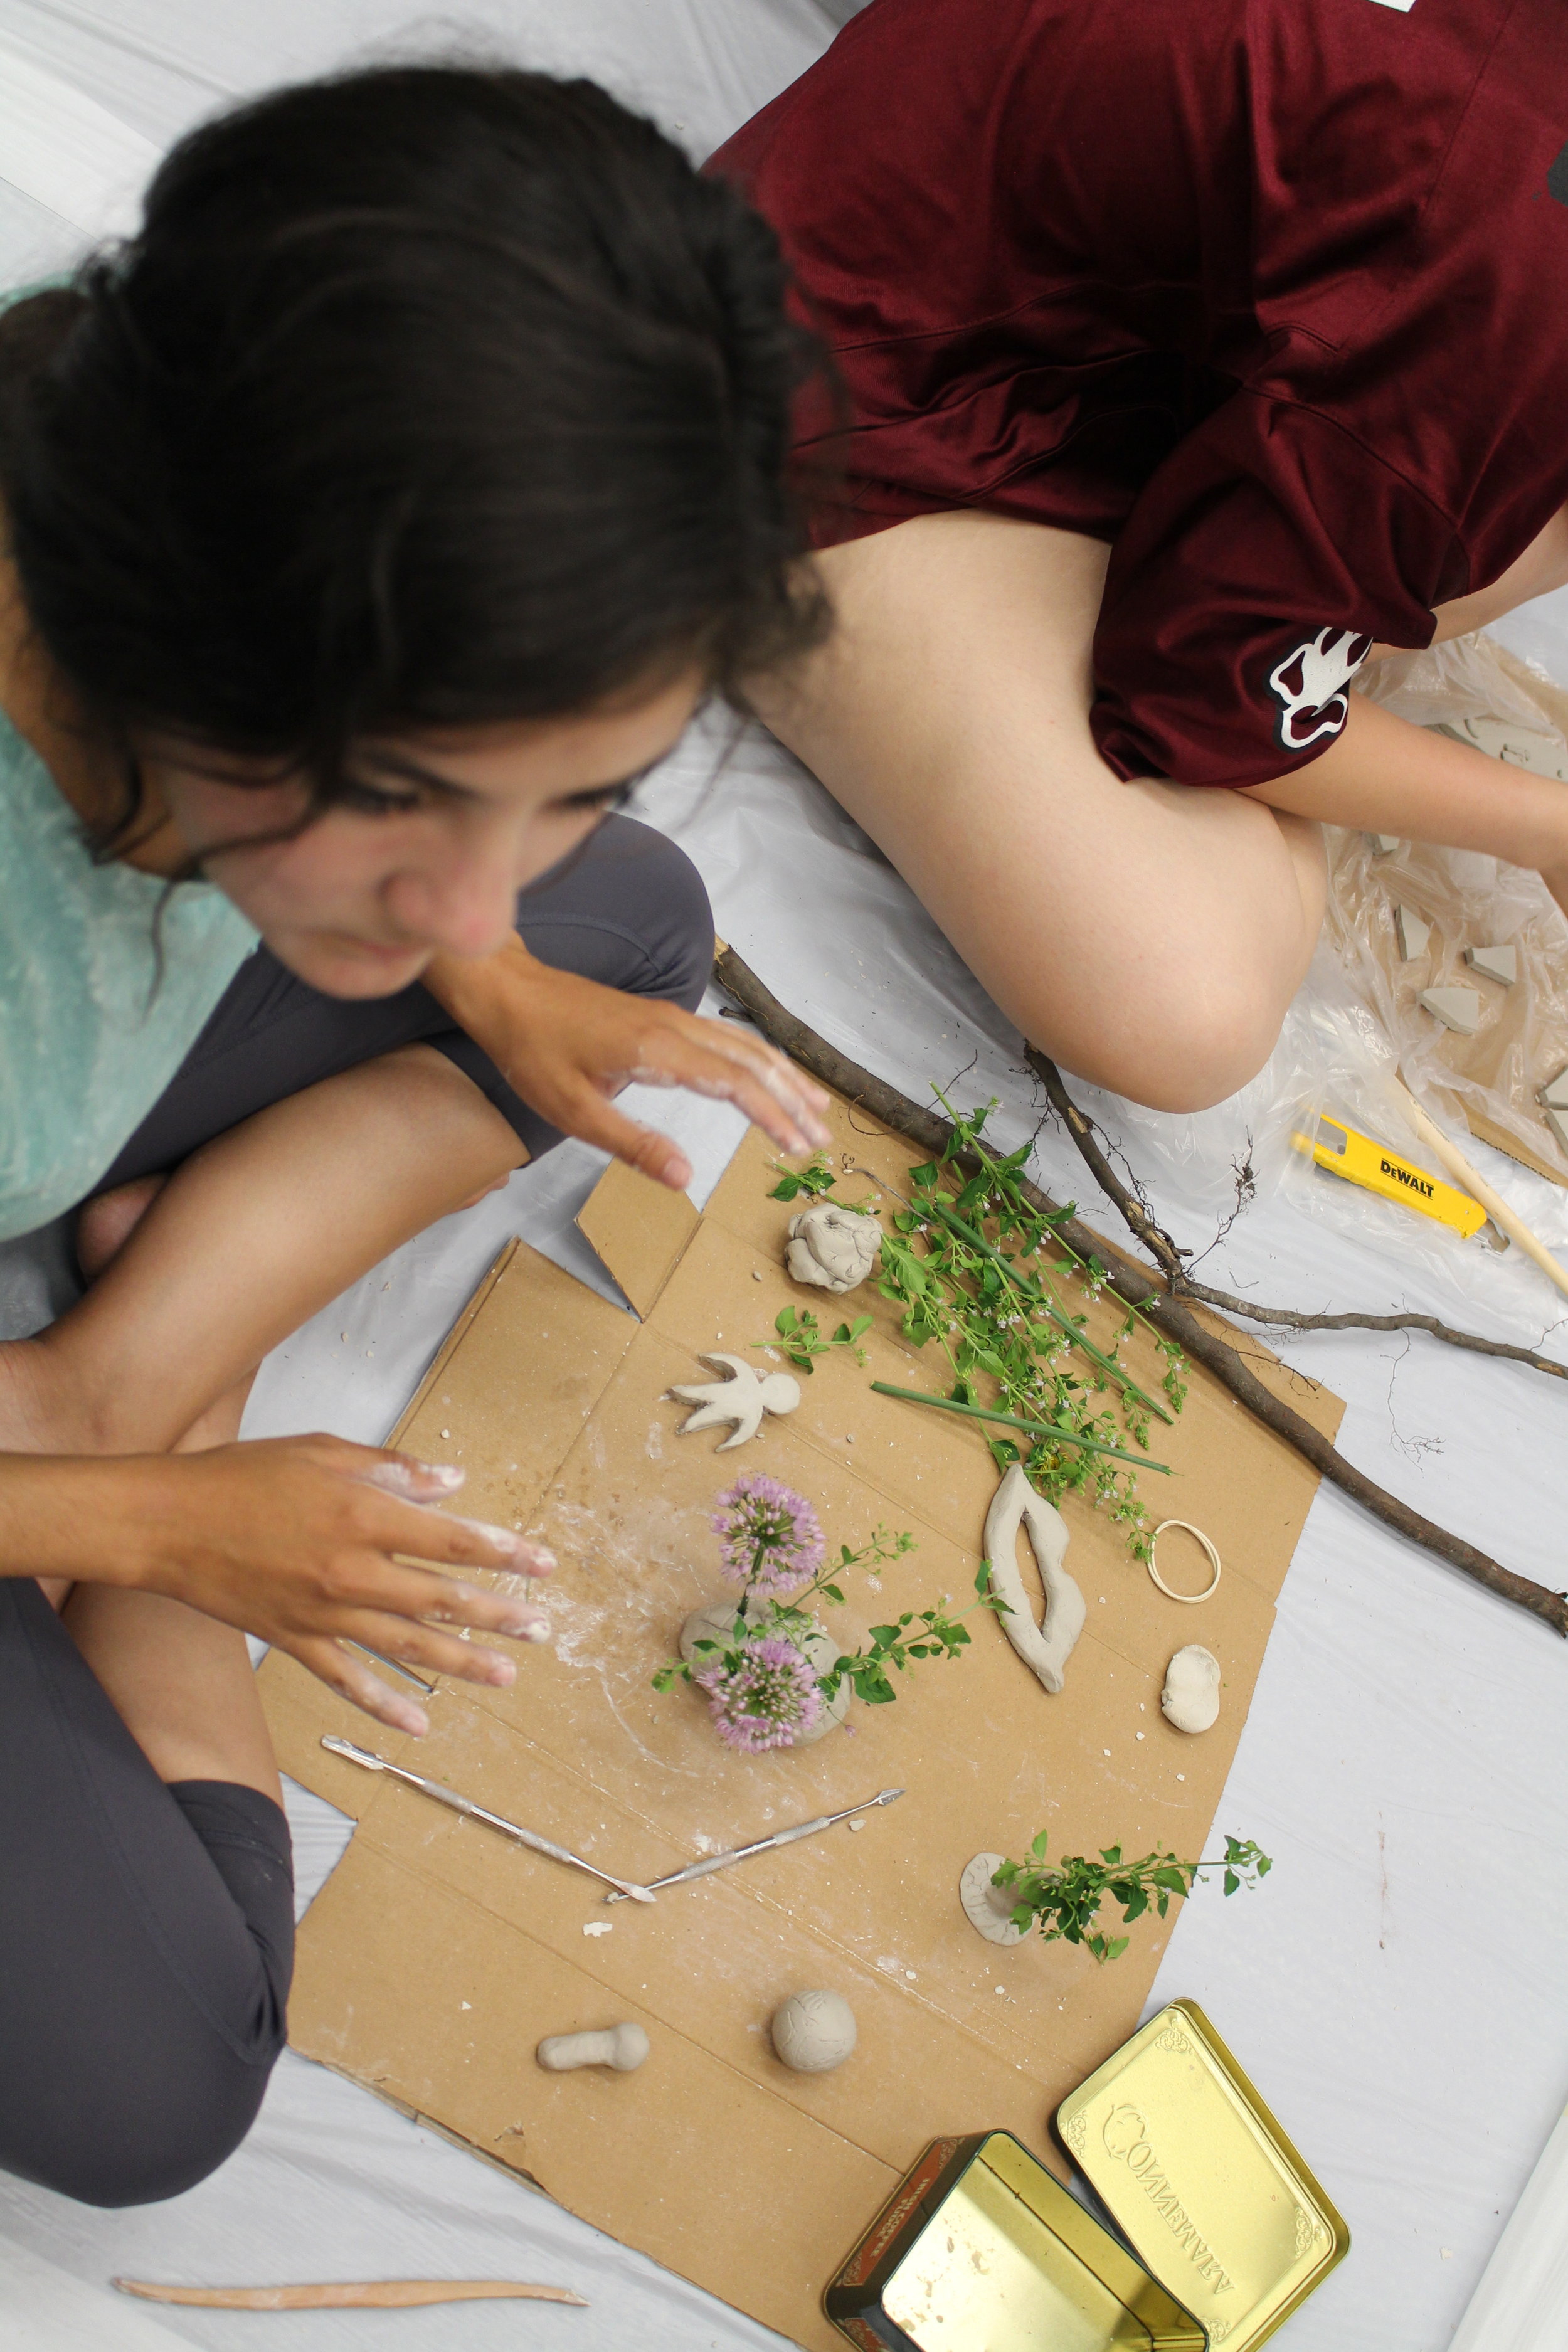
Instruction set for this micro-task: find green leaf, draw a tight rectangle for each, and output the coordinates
[1224,1869,1240,1896]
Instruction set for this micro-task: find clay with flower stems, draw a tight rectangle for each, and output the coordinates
[537,2023,649,2073]
[983,1462,1087,1695]
[669,1353,800,1450]
[679,1601,849,1744]
[960,1851,1025,1947]
[1161,1645,1221,1734]
[770,1989,857,2073]
[785,1203,882,1295]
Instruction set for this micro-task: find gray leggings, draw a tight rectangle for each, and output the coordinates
[0,815,711,2205]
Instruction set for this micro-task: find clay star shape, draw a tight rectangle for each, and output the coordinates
[668,1352,801,1451]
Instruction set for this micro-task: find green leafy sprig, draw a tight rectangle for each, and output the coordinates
[993,1831,1273,1964]
[793,1103,1189,1558]
[761,1305,872,1375]
[654,1534,1006,1712]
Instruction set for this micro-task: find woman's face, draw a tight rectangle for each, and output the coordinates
[141,667,704,997]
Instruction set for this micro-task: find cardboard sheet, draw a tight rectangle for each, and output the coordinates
[261,1094,1343,2349]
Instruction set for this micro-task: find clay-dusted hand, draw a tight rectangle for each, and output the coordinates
[669,1353,800,1449]
[424,940,832,1190]
[8,1436,555,1735]
[785,1203,881,1294]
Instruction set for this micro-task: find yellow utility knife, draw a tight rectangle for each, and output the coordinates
[1291,1115,1488,1239]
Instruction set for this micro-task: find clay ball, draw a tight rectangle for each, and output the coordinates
[1161,1644,1221,1735]
[770,1988,858,2074]
[785,1204,881,1295]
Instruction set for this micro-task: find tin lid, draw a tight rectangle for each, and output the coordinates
[1056,2001,1349,2352]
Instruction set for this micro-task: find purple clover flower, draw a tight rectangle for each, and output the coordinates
[695,1634,825,1752]
[711,1473,825,1597]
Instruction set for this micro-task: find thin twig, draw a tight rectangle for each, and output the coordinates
[1024,1049,1568,1387]
[714,946,1568,1638]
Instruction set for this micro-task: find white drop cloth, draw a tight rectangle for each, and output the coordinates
[3,9,1567,2348]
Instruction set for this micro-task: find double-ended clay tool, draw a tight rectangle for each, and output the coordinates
[603,1786,904,1904]
[320,1735,655,1903]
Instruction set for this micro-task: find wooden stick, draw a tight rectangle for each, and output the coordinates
[1393,1080,1568,1305]
[113,2277,588,2310]
[1025,1052,1568,1384]
[713,946,1568,1637]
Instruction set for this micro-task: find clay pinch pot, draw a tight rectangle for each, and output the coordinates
[678,1601,852,1746]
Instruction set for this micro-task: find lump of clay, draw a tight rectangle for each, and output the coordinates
[960,1851,1025,1947]
[983,1462,1087,1695]
[669,1353,800,1450]
[785,1203,882,1295]
[1540,1066,1568,1111]
[537,2022,649,2073]
[1367,834,1402,856]
[1161,1645,1221,1735]
[771,1989,857,2073]
[1419,987,1481,1036]
[679,1602,850,1742]
[1465,943,1518,987]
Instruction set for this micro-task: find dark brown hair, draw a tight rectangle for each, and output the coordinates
[0,63,828,840]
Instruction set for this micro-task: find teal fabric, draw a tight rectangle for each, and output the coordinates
[0,705,258,1239]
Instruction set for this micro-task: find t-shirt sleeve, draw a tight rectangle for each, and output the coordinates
[1089,394,1465,788]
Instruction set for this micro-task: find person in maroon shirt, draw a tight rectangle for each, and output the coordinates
[712,0,1568,1109]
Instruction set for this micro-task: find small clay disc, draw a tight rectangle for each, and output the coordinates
[960,1852,1024,1946]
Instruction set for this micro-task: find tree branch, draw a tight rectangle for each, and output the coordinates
[714,946,1568,1638]
[1024,1048,1568,1388]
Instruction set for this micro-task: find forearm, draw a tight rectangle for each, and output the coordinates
[1239,694,1568,872]
[0,1451,159,1587]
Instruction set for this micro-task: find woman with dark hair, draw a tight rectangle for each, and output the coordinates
[0,63,829,2205]
[714,0,1568,1113]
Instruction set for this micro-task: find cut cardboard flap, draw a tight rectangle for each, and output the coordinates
[265,1093,1343,2352]
[575,1157,699,1316]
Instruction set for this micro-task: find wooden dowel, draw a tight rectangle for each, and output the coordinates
[113,2277,588,2310]
[1394,1081,1568,1305]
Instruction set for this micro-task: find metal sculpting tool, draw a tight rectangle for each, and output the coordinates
[320,1736,655,1902]
[604,1787,904,1903]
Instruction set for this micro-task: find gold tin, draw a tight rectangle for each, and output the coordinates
[824,2129,1207,2349]
[1056,2001,1350,2351]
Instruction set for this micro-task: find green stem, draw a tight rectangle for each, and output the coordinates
[870,1382,1172,1473]
[923,1195,1175,1426]
[928,1088,1171,1350]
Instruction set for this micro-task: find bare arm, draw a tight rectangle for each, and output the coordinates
[1239,692,1568,909]
[1369,502,1568,658]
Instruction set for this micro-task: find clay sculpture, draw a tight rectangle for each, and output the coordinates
[770,1989,857,2073]
[669,1353,800,1450]
[785,1203,882,1295]
[983,1462,1087,1695]
[537,2023,650,2073]
[1394,905,1431,961]
[960,1851,1025,1947]
[1419,987,1482,1036]
[1465,943,1518,986]
[1160,1645,1221,1735]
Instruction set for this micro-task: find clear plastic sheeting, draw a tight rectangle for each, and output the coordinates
[2,10,1568,2352]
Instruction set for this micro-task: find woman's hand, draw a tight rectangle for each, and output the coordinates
[19,1437,554,1735]
[425,938,831,1188]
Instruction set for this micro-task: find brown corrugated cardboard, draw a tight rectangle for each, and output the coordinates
[261,1093,1342,2350]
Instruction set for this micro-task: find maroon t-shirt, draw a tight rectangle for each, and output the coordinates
[711,0,1568,787]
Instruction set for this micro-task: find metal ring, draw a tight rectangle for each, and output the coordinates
[1147,1520,1222,1604]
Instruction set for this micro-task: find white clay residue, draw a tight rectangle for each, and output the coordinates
[1161,1645,1221,1734]
[785,1204,882,1295]
[983,1462,1086,1694]
[537,2023,648,2072]
[668,1353,800,1450]
[770,1989,857,2073]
